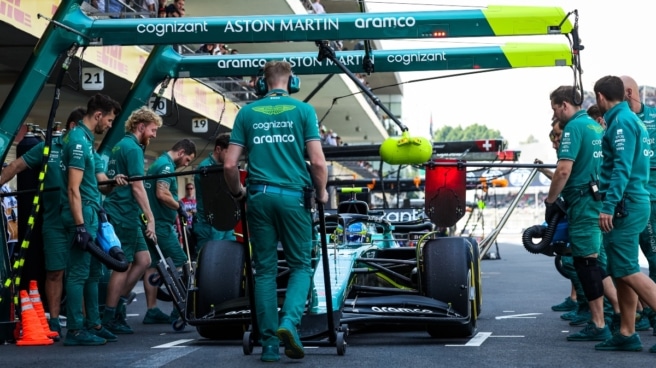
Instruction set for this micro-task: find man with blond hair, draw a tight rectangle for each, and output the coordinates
[102,106,162,333]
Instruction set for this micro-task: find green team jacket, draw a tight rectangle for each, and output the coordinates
[600,101,650,215]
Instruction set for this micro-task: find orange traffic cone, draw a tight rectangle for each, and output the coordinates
[16,290,53,346]
[29,280,59,339]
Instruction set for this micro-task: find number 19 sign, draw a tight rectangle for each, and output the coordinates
[192,117,209,133]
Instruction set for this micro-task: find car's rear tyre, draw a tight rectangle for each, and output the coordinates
[465,237,482,317]
[195,240,246,339]
[422,237,476,338]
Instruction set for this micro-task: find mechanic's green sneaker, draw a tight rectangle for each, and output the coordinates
[143,307,172,324]
[261,345,280,362]
[88,325,118,342]
[103,319,134,334]
[567,322,611,341]
[636,311,651,331]
[552,297,577,312]
[595,332,642,351]
[64,329,106,346]
[569,310,591,326]
[277,318,305,359]
[560,306,579,321]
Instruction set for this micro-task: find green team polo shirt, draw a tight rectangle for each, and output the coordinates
[146,152,178,225]
[637,103,656,200]
[557,110,604,201]
[194,153,217,223]
[103,133,145,225]
[60,124,100,212]
[600,101,650,214]
[230,89,321,190]
[22,136,65,220]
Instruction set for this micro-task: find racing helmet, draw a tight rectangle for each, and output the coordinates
[346,222,367,244]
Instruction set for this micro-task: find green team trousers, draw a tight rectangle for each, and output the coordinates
[63,205,99,331]
[246,189,314,347]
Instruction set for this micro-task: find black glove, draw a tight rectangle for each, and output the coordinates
[177,201,189,224]
[73,224,92,250]
[544,199,565,223]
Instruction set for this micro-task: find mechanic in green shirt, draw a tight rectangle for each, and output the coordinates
[60,94,122,346]
[593,75,656,352]
[541,117,590,323]
[193,133,235,254]
[544,86,618,342]
[224,61,328,362]
[84,149,128,339]
[0,108,86,338]
[620,76,656,331]
[101,106,162,334]
[143,139,195,324]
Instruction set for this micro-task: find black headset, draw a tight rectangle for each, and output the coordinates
[255,69,300,97]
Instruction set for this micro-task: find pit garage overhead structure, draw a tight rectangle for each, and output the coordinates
[0,0,576,163]
[103,42,572,158]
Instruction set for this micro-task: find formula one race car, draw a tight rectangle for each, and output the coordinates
[182,140,506,353]
[323,208,481,338]
[185,209,480,355]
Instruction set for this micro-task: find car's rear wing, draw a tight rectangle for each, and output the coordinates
[320,139,510,162]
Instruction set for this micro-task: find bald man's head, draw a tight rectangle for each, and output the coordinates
[621,75,638,93]
[620,75,641,113]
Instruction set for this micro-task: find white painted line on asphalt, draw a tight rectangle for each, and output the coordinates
[445,332,492,347]
[152,339,195,348]
[490,335,524,338]
[131,346,200,367]
[495,313,541,320]
[502,310,515,313]
[127,313,140,317]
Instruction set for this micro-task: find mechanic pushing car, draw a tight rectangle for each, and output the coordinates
[224,60,328,362]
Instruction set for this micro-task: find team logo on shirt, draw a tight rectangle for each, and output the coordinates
[615,129,625,151]
[253,105,296,115]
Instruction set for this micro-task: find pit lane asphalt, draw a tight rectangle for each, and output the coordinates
[3,238,656,368]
